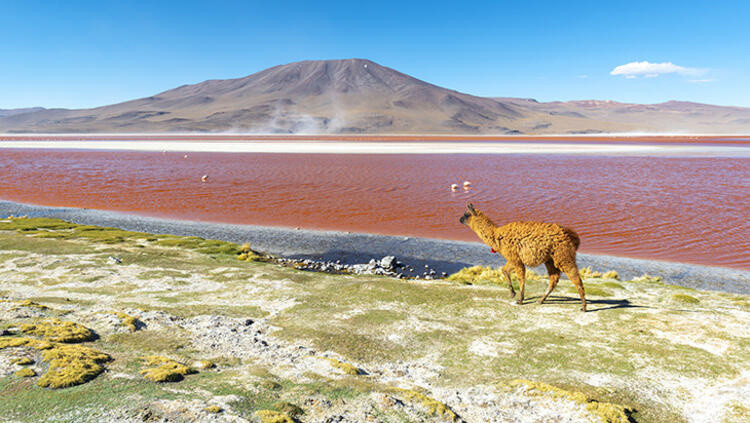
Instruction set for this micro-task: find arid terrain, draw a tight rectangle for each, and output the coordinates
[2,217,749,422]
[2,59,750,134]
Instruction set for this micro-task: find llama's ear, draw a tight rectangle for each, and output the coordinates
[467,203,477,215]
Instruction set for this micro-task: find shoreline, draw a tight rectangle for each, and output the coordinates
[2,199,748,294]
[1,139,749,156]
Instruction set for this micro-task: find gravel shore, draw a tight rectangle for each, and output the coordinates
[2,199,748,294]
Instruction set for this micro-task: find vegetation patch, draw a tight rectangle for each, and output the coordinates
[0,217,78,232]
[631,274,663,284]
[195,359,215,370]
[601,281,625,290]
[0,336,111,388]
[447,265,539,286]
[584,286,613,297]
[237,242,262,261]
[104,311,140,332]
[254,409,295,423]
[203,405,223,413]
[1,299,50,311]
[14,368,36,378]
[20,319,96,343]
[506,379,633,423]
[389,387,459,421]
[11,357,34,365]
[672,294,700,304]
[579,267,620,280]
[321,357,362,375]
[273,402,304,418]
[140,355,197,382]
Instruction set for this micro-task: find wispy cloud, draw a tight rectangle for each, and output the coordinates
[610,61,703,78]
[687,78,717,83]
[577,74,588,79]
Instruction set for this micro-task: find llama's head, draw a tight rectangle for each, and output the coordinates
[459,203,479,225]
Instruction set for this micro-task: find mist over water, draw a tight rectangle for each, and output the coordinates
[1,147,748,269]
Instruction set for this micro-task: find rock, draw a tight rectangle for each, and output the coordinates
[108,256,122,264]
[380,256,396,269]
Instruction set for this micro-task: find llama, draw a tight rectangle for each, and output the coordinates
[459,203,586,311]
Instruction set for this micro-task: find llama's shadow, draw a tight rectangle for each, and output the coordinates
[524,295,646,312]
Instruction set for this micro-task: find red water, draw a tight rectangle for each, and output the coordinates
[1,148,748,269]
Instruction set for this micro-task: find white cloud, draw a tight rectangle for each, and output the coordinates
[688,78,717,83]
[577,74,588,79]
[610,61,702,78]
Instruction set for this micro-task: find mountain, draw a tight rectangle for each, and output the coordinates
[0,107,46,118]
[2,59,750,134]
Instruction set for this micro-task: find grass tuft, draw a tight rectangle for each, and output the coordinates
[389,387,459,421]
[506,380,632,423]
[447,265,540,285]
[15,368,36,378]
[254,410,295,423]
[203,405,223,413]
[104,311,140,332]
[11,357,34,365]
[322,357,362,375]
[20,319,96,343]
[0,336,111,388]
[140,355,197,382]
[672,294,700,304]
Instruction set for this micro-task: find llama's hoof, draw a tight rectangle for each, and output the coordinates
[538,299,545,304]
[580,306,587,312]
[515,299,524,305]
[508,291,516,299]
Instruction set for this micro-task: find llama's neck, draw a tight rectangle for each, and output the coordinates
[468,213,500,245]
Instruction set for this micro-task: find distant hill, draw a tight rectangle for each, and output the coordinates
[2,59,750,134]
[0,107,46,118]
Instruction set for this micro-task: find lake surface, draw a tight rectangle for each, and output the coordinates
[1,142,748,269]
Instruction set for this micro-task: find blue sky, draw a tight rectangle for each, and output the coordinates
[1,1,748,109]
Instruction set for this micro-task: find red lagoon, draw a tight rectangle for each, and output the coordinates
[1,148,748,269]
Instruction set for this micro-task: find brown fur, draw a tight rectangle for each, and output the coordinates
[460,204,586,311]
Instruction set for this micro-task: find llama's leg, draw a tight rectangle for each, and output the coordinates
[539,260,561,304]
[562,265,586,312]
[501,262,516,298]
[514,263,526,305]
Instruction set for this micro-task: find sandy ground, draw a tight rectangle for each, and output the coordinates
[1,139,750,156]
[1,200,748,294]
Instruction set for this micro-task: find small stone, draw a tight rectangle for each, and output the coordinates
[108,256,122,264]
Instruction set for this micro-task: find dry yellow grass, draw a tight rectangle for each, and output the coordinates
[0,336,111,388]
[389,387,458,421]
[20,319,95,343]
[140,355,197,382]
[506,380,631,423]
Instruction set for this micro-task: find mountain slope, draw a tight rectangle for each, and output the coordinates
[2,59,750,134]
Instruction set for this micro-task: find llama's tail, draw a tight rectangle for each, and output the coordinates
[563,227,581,250]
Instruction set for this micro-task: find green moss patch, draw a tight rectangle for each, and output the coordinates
[672,294,700,304]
